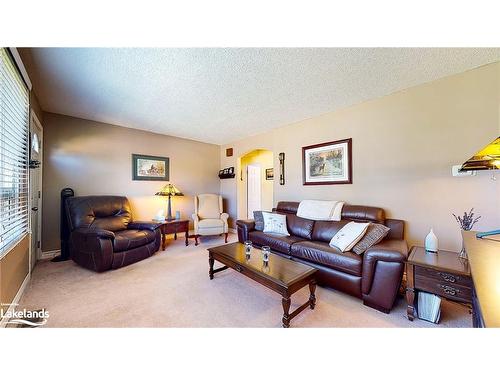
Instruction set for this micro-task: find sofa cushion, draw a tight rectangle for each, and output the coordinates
[352,223,390,255]
[113,229,157,252]
[248,231,304,255]
[291,241,362,276]
[253,210,267,231]
[284,213,315,239]
[329,221,370,252]
[262,212,290,236]
[311,219,349,243]
[197,218,224,229]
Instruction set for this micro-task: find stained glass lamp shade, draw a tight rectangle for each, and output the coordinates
[459,137,500,239]
[155,184,183,221]
[460,137,500,171]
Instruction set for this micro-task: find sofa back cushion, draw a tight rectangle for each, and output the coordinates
[341,204,385,224]
[312,220,349,242]
[285,213,315,239]
[275,205,314,240]
[275,201,397,242]
[66,196,132,232]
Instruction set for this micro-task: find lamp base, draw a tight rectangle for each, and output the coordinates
[476,229,500,239]
[166,195,173,221]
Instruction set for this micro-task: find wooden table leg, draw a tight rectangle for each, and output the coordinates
[162,234,166,251]
[185,229,189,246]
[209,252,214,280]
[282,295,291,328]
[309,281,317,310]
[406,263,415,321]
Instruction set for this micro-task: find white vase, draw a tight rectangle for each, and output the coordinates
[425,228,438,253]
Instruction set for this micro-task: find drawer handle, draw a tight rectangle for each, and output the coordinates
[438,272,457,283]
[439,284,460,296]
[236,265,243,273]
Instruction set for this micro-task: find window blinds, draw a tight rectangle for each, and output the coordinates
[0,48,29,256]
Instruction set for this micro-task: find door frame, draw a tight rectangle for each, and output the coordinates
[246,163,262,219]
[29,110,43,270]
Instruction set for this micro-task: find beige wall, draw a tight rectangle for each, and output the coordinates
[238,149,274,220]
[42,112,221,253]
[221,63,500,251]
[0,236,29,306]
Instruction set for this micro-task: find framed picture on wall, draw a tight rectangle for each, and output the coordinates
[132,154,170,181]
[302,138,352,185]
[265,168,274,180]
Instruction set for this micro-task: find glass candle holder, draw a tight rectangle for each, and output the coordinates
[244,240,252,256]
[262,246,271,262]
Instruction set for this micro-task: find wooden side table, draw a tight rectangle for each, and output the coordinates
[155,219,190,250]
[406,246,472,321]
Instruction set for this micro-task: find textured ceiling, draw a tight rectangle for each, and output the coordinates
[25,48,500,145]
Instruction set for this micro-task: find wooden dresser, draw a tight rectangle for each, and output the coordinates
[463,231,500,328]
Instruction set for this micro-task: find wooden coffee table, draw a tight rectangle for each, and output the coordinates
[207,242,318,328]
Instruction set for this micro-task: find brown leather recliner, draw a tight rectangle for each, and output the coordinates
[65,195,162,272]
[236,202,408,313]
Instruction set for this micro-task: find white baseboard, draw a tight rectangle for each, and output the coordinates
[39,249,61,260]
[0,273,31,328]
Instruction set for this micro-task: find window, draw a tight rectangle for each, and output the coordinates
[0,48,29,256]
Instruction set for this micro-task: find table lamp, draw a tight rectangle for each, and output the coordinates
[459,136,500,238]
[155,184,184,221]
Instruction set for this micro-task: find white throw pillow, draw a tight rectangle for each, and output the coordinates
[329,221,370,252]
[262,212,290,236]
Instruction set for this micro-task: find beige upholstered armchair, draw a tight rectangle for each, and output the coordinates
[192,194,229,245]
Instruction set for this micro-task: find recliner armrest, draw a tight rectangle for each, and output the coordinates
[128,221,162,231]
[74,227,115,240]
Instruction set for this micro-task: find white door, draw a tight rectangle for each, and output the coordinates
[29,112,43,271]
[247,164,261,219]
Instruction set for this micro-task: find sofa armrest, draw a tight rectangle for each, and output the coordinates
[128,221,162,231]
[236,219,255,243]
[74,227,115,240]
[361,239,408,312]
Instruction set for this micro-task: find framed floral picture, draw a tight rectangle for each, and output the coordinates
[132,154,169,181]
[302,138,352,185]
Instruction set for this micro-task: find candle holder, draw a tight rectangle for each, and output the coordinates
[262,246,270,263]
[244,240,252,256]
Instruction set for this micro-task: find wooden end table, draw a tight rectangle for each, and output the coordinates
[406,246,472,321]
[155,219,190,250]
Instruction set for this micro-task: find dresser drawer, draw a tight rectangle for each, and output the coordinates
[162,221,189,234]
[415,274,472,303]
[415,266,471,288]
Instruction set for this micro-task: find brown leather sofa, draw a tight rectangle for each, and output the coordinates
[236,202,408,313]
[65,196,162,272]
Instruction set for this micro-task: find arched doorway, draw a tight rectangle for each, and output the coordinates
[237,149,274,220]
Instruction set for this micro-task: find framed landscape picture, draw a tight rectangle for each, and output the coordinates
[132,154,169,181]
[302,138,352,185]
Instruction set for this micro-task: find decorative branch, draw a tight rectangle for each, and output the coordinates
[452,208,481,231]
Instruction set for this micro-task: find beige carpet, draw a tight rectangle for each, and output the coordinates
[17,234,471,328]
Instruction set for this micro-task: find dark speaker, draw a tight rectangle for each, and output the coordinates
[51,187,74,262]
